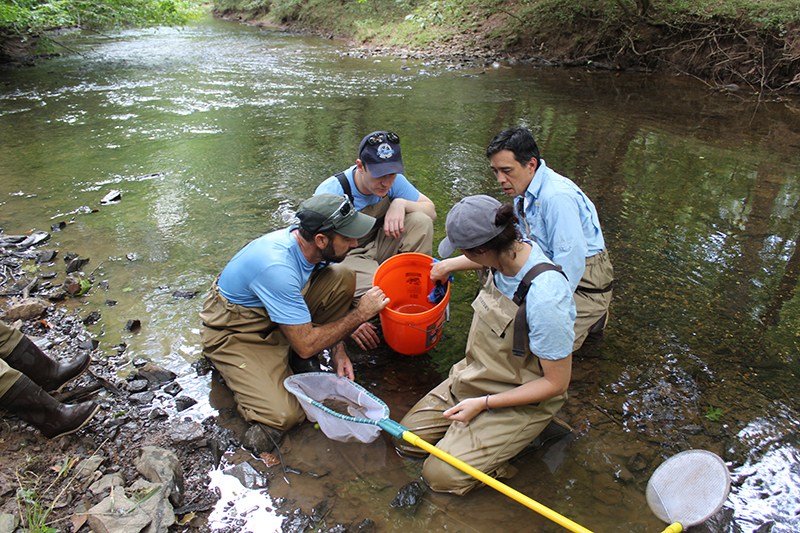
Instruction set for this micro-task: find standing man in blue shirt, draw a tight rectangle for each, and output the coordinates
[487,127,614,352]
[315,131,437,349]
[432,127,613,353]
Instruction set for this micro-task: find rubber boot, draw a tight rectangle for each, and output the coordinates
[4,336,91,391]
[288,349,322,374]
[0,375,99,439]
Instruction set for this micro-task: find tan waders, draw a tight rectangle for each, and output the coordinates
[200,264,355,431]
[395,272,566,495]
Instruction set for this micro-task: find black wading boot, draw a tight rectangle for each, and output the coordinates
[4,336,91,391]
[0,375,99,439]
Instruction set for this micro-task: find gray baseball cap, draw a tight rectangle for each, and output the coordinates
[297,194,375,239]
[438,195,505,258]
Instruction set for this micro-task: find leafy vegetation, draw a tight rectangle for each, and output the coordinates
[0,0,204,38]
[210,0,800,92]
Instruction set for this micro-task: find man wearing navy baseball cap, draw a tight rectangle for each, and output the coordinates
[315,131,437,350]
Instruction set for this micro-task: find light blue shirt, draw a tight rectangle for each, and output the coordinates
[515,159,605,293]
[494,241,576,360]
[217,227,314,325]
[315,165,421,210]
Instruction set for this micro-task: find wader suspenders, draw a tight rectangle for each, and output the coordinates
[335,171,387,229]
[510,263,566,357]
[335,172,353,203]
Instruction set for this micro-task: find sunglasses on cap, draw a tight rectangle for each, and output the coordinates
[366,132,400,145]
[320,197,355,229]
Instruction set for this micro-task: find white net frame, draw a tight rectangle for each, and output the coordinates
[284,372,390,444]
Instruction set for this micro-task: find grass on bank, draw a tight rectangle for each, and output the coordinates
[215,0,800,47]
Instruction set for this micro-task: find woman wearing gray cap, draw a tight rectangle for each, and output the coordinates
[394,194,576,495]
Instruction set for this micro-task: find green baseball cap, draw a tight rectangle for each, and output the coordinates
[297,194,376,239]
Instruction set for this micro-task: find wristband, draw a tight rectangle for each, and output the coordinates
[485,394,493,412]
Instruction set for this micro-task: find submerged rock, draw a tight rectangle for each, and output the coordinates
[223,461,268,490]
[390,481,425,510]
[100,190,122,205]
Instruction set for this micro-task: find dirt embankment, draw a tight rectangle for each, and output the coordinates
[220,7,800,95]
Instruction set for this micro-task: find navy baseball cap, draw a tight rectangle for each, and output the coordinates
[358,131,405,178]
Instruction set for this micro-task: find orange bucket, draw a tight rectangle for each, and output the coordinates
[372,252,450,356]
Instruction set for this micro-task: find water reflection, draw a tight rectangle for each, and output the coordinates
[1,13,799,533]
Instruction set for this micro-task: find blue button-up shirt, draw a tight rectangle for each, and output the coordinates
[515,159,605,293]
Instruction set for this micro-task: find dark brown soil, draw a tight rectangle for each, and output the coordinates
[227,8,800,95]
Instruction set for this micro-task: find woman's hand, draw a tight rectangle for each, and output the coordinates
[430,258,453,283]
[443,396,486,423]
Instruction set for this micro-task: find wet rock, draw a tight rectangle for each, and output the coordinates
[356,518,376,533]
[129,479,176,533]
[65,256,90,273]
[391,481,425,509]
[127,379,150,393]
[87,492,152,533]
[169,420,204,443]
[105,299,117,306]
[100,190,122,205]
[83,310,102,325]
[223,461,269,490]
[135,446,184,507]
[3,276,34,296]
[324,526,347,533]
[36,249,58,263]
[243,423,283,455]
[163,382,182,396]
[172,290,198,299]
[132,357,148,367]
[175,396,197,411]
[127,252,139,261]
[51,221,66,232]
[281,508,311,533]
[98,280,110,290]
[89,473,125,496]
[0,235,25,246]
[134,362,176,384]
[63,273,82,295]
[130,391,156,404]
[78,338,99,351]
[149,408,168,420]
[192,356,214,376]
[40,271,57,279]
[103,415,129,429]
[16,231,50,250]
[124,319,142,332]
[2,298,48,321]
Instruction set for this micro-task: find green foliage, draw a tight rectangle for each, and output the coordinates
[14,456,77,533]
[705,406,723,421]
[0,0,204,36]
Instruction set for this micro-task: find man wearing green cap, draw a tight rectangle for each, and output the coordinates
[200,194,390,439]
[315,131,437,350]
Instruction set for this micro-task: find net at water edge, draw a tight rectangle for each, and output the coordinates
[646,449,730,527]
[284,372,389,444]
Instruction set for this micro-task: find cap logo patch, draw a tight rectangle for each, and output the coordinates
[376,143,394,160]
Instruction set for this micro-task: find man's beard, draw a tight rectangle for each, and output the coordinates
[320,241,347,264]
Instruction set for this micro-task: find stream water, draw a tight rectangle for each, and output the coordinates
[1,13,799,533]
